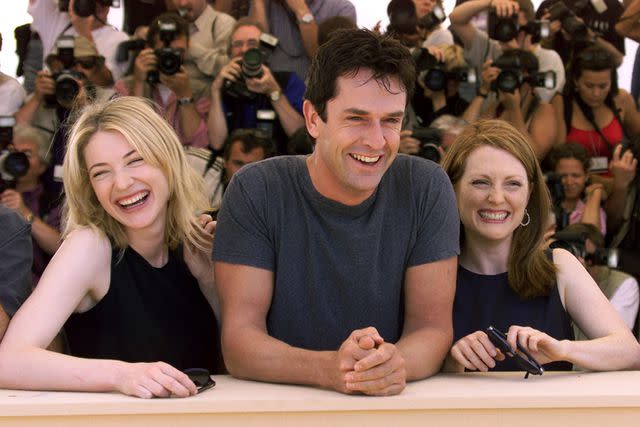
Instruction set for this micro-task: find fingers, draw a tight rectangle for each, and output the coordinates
[119,362,197,398]
[350,326,384,346]
[344,343,406,395]
[449,331,499,372]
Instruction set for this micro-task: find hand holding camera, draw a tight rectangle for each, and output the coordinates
[489,0,520,18]
[34,70,56,103]
[133,48,157,84]
[245,65,281,97]
[159,66,192,99]
[212,57,242,93]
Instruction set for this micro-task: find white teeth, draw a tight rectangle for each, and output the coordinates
[479,211,508,220]
[118,191,149,207]
[351,153,380,163]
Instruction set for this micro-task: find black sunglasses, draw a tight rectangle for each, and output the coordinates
[485,326,544,379]
[183,368,216,393]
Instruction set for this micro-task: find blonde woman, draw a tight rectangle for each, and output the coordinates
[441,119,640,373]
[0,96,221,398]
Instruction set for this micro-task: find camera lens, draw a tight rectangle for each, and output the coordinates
[0,152,29,179]
[55,73,80,104]
[424,69,446,91]
[242,48,264,79]
[497,70,520,92]
[157,49,182,75]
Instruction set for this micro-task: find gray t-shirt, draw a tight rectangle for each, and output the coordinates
[213,154,459,350]
[0,206,33,317]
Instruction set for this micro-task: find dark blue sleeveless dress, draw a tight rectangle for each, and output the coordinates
[64,246,223,373]
[453,265,574,371]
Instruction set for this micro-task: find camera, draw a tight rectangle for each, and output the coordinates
[520,20,550,43]
[411,127,443,163]
[115,38,146,63]
[387,0,419,35]
[223,32,279,101]
[544,171,569,230]
[0,117,29,191]
[546,1,590,42]
[46,36,83,106]
[417,5,446,32]
[412,48,477,92]
[146,20,183,84]
[550,228,620,268]
[58,0,120,18]
[491,53,556,93]
[487,9,519,42]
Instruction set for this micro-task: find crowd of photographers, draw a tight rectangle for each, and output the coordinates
[2,0,640,341]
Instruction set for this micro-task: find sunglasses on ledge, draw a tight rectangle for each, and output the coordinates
[183,368,216,393]
[485,326,544,379]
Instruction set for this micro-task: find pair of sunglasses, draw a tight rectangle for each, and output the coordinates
[485,326,544,378]
[183,368,215,393]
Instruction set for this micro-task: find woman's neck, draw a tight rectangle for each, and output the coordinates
[459,232,512,275]
[126,222,168,268]
[561,198,578,212]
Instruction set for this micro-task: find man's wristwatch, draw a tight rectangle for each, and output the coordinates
[177,96,194,106]
[24,212,35,224]
[270,90,282,102]
[299,12,314,24]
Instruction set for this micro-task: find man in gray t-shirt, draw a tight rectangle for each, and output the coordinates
[213,29,459,396]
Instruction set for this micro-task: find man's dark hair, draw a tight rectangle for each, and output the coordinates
[223,128,276,160]
[318,16,357,46]
[305,28,416,121]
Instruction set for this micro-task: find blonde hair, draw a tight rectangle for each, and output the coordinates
[441,119,556,298]
[62,96,209,252]
[438,44,467,72]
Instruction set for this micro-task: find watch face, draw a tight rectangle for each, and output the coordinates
[301,13,314,24]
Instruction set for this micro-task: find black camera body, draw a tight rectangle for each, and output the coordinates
[547,1,590,42]
[46,36,82,107]
[223,33,279,101]
[520,20,550,43]
[387,0,419,35]
[59,0,120,17]
[146,21,183,84]
[413,48,477,92]
[0,116,29,191]
[487,9,519,42]
[491,54,556,93]
[550,228,620,268]
[411,127,444,163]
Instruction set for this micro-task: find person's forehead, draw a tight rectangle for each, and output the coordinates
[330,70,406,105]
[233,25,261,40]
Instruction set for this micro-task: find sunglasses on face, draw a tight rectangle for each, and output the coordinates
[485,326,544,379]
[183,368,216,393]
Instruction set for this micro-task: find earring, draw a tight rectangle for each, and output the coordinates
[521,209,531,227]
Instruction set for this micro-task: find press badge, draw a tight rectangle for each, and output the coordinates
[590,156,608,173]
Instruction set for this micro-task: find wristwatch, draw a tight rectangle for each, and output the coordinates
[270,90,282,102]
[24,212,35,224]
[299,12,314,24]
[177,96,194,106]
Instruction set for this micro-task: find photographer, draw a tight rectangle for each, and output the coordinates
[0,33,26,116]
[538,0,624,66]
[548,143,607,234]
[28,0,129,83]
[14,36,114,198]
[0,126,62,288]
[449,0,565,103]
[462,49,557,160]
[208,18,305,154]
[114,13,211,148]
[249,0,357,80]
[554,223,638,335]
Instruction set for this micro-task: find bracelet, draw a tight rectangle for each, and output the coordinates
[24,212,35,224]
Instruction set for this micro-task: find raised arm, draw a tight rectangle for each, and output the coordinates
[616,0,640,42]
[554,248,640,370]
[0,229,197,397]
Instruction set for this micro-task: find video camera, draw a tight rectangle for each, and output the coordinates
[490,53,556,93]
[412,48,476,92]
[223,32,279,101]
[46,36,83,107]
[58,0,120,18]
[546,0,590,42]
[147,20,184,84]
[550,228,620,268]
[0,117,29,191]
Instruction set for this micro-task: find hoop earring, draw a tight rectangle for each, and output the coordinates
[520,209,531,227]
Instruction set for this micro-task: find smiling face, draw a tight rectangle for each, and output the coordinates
[84,131,170,236]
[555,157,587,202]
[305,68,406,205]
[575,69,612,108]
[455,145,530,245]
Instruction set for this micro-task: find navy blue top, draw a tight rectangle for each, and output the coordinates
[453,265,574,371]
